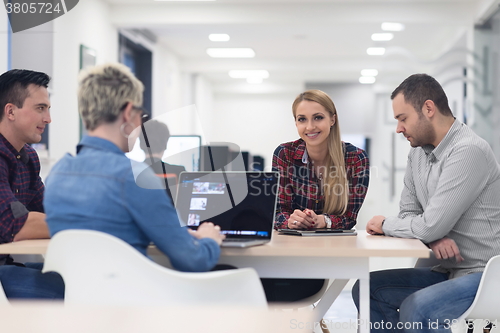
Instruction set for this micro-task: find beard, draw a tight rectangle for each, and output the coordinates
[409,115,436,147]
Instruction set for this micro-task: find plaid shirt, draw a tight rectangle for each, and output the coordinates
[0,134,44,245]
[272,139,369,229]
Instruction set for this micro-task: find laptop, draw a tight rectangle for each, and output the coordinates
[175,171,279,247]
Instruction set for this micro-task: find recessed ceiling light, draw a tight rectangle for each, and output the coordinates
[359,76,376,84]
[247,77,263,84]
[361,69,378,77]
[381,22,405,32]
[209,34,230,42]
[206,48,255,58]
[367,47,385,56]
[371,33,394,41]
[228,70,269,79]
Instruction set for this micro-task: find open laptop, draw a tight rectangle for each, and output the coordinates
[175,171,279,247]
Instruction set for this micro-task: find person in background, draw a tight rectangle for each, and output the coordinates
[263,89,370,302]
[353,74,500,333]
[0,69,64,299]
[136,119,186,204]
[44,63,224,273]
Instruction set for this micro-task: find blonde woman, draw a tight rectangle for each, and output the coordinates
[263,89,370,302]
[273,89,369,231]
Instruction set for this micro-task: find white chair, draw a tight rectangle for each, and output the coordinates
[42,229,267,308]
[0,281,9,305]
[452,255,500,333]
[271,279,333,333]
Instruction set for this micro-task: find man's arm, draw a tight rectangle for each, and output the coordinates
[0,149,47,243]
[12,211,49,242]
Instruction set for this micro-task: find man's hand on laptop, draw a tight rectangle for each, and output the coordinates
[188,222,226,246]
[429,237,464,263]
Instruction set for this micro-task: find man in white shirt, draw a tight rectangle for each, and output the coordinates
[353,74,500,333]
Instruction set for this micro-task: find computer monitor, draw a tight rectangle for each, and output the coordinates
[164,135,201,172]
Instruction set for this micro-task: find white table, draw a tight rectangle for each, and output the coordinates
[0,230,429,333]
[152,230,430,333]
[3,302,314,333]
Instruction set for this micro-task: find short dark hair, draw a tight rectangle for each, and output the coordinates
[139,120,170,155]
[391,74,453,117]
[0,69,50,122]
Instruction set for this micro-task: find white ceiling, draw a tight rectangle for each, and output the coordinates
[105,0,497,93]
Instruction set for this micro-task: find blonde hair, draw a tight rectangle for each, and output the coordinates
[292,89,348,215]
[78,63,144,131]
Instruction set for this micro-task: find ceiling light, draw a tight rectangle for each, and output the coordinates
[367,47,385,56]
[381,22,405,32]
[371,33,393,41]
[206,48,255,58]
[247,77,263,84]
[228,70,269,79]
[209,34,230,42]
[361,69,378,77]
[359,77,376,84]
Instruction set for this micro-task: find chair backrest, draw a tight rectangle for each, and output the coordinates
[457,255,500,322]
[42,229,267,308]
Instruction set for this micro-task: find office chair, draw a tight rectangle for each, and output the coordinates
[270,279,334,333]
[416,252,499,333]
[452,255,500,333]
[42,229,267,308]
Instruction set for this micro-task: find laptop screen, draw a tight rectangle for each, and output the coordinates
[176,171,279,239]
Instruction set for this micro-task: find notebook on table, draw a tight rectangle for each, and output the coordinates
[176,171,279,248]
[278,228,357,237]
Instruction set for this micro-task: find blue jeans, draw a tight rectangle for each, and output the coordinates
[352,268,482,333]
[0,262,65,299]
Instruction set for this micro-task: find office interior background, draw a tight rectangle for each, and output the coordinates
[1,0,500,275]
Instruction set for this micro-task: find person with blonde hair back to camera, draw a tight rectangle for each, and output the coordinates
[261,89,370,302]
[44,63,224,273]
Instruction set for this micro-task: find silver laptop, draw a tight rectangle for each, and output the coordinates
[176,171,279,247]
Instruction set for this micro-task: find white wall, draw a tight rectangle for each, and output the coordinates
[11,21,53,76]
[152,43,185,119]
[50,0,118,161]
[470,10,500,159]
[305,83,376,138]
[48,0,197,166]
[211,93,300,169]
[194,74,214,140]
[0,7,8,73]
